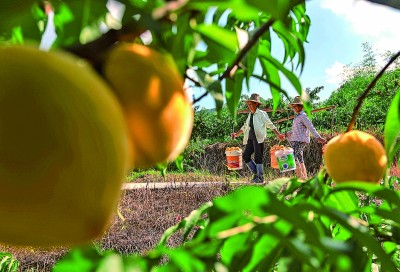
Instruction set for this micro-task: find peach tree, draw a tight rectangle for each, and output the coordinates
[1,0,400,271]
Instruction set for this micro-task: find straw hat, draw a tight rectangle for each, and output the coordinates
[245,93,264,105]
[288,96,303,107]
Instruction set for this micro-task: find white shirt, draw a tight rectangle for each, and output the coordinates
[240,108,277,144]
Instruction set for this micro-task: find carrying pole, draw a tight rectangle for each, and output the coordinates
[274,106,336,124]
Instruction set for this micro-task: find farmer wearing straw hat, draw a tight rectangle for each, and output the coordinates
[280,96,327,180]
[231,93,284,183]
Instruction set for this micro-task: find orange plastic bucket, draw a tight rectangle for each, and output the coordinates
[270,145,283,169]
[225,147,243,170]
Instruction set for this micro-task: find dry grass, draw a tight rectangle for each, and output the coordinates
[0,181,233,272]
[189,136,328,177]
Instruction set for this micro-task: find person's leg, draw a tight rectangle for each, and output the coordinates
[254,142,265,183]
[243,140,257,180]
[292,142,307,180]
[300,162,308,180]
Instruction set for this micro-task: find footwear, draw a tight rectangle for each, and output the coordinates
[254,164,264,183]
[246,160,257,173]
[246,160,258,182]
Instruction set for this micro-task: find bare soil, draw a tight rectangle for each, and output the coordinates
[0,175,234,272]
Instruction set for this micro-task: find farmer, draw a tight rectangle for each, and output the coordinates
[280,96,327,180]
[231,93,284,183]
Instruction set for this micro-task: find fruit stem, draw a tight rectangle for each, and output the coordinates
[346,50,400,132]
[65,22,145,71]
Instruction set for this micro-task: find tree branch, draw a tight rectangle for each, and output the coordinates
[219,18,276,81]
[346,50,400,132]
[65,22,146,72]
[193,18,276,105]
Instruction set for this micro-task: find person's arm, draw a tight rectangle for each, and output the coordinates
[301,115,327,144]
[231,115,249,138]
[231,129,243,138]
[272,128,285,140]
[259,111,278,132]
[279,130,292,141]
[260,111,284,140]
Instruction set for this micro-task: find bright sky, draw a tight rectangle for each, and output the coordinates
[193,0,400,109]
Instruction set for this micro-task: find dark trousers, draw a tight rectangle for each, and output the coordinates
[243,139,264,164]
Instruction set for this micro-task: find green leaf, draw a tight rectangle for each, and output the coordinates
[158,202,212,245]
[268,201,323,248]
[220,232,251,264]
[166,248,206,271]
[244,221,291,271]
[259,48,302,96]
[166,12,195,74]
[208,81,224,113]
[319,237,353,254]
[384,89,400,166]
[175,155,184,172]
[383,241,398,255]
[272,21,305,72]
[11,27,24,44]
[213,186,270,213]
[0,1,43,42]
[309,204,399,271]
[272,231,319,268]
[246,0,304,20]
[291,4,309,42]
[226,70,245,121]
[244,38,259,88]
[194,69,224,112]
[253,241,285,271]
[123,255,150,271]
[330,182,400,207]
[192,50,211,68]
[52,0,109,46]
[0,252,19,272]
[97,253,124,272]
[259,51,282,111]
[331,222,353,241]
[52,246,103,272]
[208,212,247,237]
[264,178,291,194]
[188,1,261,21]
[156,163,167,177]
[182,202,213,241]
[324,190,359,214]
[194,24,238,53]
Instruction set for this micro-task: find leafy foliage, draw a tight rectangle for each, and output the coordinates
[1,0,400,271]
[0,252,19,272]
[0,0,311,115]
[54,173,400,271]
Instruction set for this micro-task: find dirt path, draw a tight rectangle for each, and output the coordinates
[122,180,247,189]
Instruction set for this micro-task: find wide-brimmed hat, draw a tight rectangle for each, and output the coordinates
[288,96,303,107]
[245,93,264,105]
